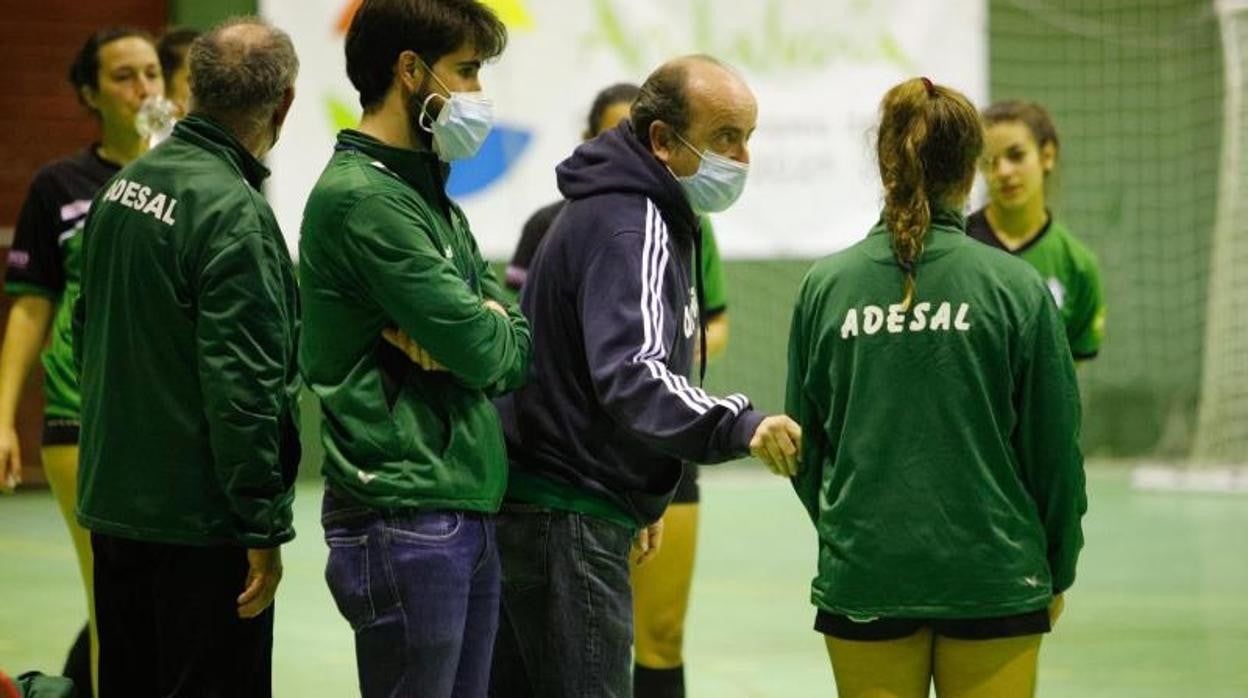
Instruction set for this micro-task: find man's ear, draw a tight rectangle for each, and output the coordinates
[273,86,296,130]
[397,49,426,93]
[650,120,675,165]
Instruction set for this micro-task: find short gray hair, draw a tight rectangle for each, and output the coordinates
[189,17,299,130]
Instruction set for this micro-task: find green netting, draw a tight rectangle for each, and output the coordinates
[702,261,811,416]
[987,0,1223,458]
[1193,0,1248,462]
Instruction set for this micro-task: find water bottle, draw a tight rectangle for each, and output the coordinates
[136,95,177,147]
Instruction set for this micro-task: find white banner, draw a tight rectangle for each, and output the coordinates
[260,0,987,259]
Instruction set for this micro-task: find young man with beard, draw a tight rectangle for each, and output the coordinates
[298,1,531,695]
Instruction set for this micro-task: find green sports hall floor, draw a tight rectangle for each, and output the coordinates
[2,465,1246,697]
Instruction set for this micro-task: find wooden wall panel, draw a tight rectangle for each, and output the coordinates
[0,0,167,484]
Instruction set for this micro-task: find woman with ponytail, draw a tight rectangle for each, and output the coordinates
[785,78,1086,697]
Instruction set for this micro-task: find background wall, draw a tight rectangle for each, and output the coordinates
[168,0,256,28]
[0,0,1229,480]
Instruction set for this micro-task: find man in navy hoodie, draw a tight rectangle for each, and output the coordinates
[490,55,801,697]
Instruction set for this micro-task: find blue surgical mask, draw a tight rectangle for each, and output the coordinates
[417,65,494,162]
[673,132,749,213]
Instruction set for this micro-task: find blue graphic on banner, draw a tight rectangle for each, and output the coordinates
[447,125,534,198]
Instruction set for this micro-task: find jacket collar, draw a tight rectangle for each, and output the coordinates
[335,129,451,201]
[171,114,271,188]
[863,207,969,264]
[867,207,967,238]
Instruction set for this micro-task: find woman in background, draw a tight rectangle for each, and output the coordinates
[0,27,163,697]
[969,99,1105,362]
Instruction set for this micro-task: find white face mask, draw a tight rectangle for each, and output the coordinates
[672,131,749,213]
[416,63,494,162]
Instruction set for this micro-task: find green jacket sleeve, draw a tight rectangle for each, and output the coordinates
[343,195,530,392]
[72,292,84,375]
[699,216,728,315]
[786,276,823,525]
[195,229,298,548]
[470,222,531,396]
[1068,255,1105,360]
[1014,295,1087,593]
[71,206,98,374]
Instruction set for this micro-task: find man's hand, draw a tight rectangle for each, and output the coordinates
[0,424,21,494]
[382,328,446,372]
[750,415,801,477]
[237,547,283,619]
[632,519,664,566]
[483,299,508,318]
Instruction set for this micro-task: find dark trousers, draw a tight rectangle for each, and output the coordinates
[90,533,274,698]
[490,505,636,698]
[322,489,501,698]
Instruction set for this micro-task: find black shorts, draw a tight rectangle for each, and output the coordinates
[670,463,700,504]
[815,608,1051,641]
[43,418,80,446]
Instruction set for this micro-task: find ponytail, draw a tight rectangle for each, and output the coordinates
[876,78,983,310]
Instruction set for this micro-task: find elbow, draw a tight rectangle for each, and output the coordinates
[455,354,528,392]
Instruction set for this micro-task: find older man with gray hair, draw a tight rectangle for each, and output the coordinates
[490,54,800,697]
[73,17,300,697]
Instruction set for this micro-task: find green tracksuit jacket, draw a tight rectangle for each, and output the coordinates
[300,130,531,512]
[786,209,1087,618]
[74,115,300,547]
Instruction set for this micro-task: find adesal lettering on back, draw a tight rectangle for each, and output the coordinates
[102,177,178,226]
[840,302,971,339]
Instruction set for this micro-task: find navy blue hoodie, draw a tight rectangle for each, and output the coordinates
[495,122,765,526]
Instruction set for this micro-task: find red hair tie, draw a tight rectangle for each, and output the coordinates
[920,77,936,96]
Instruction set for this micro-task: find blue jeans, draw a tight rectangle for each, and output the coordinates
[322,488,501,698]
[489,504,635,698]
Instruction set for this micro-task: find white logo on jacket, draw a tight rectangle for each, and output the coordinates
[683,286,699,339]
[840,301,971,339]
[1046,277,1066,309]
[101,177,178,225]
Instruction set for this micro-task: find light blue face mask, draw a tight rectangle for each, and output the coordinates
[417,64,494,162]
[673,132,749,213]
